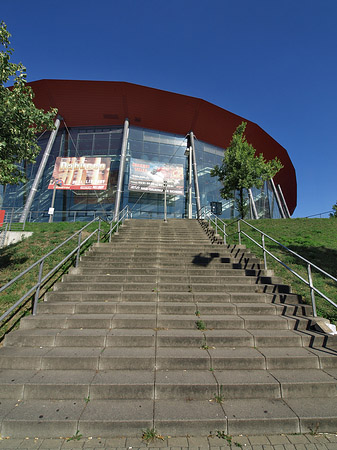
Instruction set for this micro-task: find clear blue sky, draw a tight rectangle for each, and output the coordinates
[2,0,337,218]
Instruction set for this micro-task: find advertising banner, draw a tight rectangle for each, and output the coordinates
[128,158,184,195]
[48,157,111,190]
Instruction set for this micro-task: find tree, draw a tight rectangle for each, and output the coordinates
[0,21,57,185]
[330,201,337,218]
[210,121,283,219]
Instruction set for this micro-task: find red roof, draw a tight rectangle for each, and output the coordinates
[29,79,297,213]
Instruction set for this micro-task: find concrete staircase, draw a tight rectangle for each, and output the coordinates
[0,218,336,438]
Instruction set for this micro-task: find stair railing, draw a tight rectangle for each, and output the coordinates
[237,219,337,317]
[197,208,240,245]
[0,209,129,330]
[107,205,130,242]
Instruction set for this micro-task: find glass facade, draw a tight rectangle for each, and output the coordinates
[0,125,284,221]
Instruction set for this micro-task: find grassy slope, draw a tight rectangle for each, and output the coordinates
[222,218,337,323]
[0,221,110,338]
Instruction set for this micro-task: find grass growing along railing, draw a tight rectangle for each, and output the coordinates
[208,218,337,324]
[0,220,111,341]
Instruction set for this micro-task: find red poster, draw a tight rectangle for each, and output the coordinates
[0,210,5,227]
[48,157,111,190]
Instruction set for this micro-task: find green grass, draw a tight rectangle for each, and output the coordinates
[0,220,111,340]
[212,218,337,324]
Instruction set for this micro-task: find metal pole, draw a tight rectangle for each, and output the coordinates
[270,178,285,219]
[113,118,129,221]
[238,220,241,245]
[33,260,44,315]
[20,117,61,223]
[48,182,57,223]
[262,234,268,270]
[163,180,167,222]
[307,264,317,317]
[190,132,201,218]
[109,220,113,243]
[223,223,226,245]
[188,147,192,219]
[97,219,101,243]
[75,232,82,268]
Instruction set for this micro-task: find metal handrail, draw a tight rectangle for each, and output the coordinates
[198,208,336,317]
[0,209,129,325]
[235,219,336,317]
[197,208,240,245]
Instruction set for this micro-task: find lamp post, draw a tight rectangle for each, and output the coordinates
[163,180,167,223]
[48,179,63,223]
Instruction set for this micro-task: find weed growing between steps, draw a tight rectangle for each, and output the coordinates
[209,431,243,448]
[196,319,207,330]
[141,428,165,443]
[213,385,225,404]
[66,430,82,442]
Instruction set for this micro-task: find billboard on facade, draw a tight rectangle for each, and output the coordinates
[128,158,184,195]
[48,157,111,190]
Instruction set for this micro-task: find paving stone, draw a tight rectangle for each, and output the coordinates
[0,439,26,448]
[39,439,64,448]
[268,435,291,445]
[166,437,189,447]
[103,437,127,447]
[286,436,310,444]
[187,437,210,447]
[249,436,271,445]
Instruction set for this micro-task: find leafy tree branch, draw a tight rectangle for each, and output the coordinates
[211,121,283,219]
[0,21,57,185]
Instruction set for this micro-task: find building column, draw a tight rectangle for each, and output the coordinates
[113,118,129,221]
[19,116,61,223]
[270,178,286,218]
[277,184,291,218]
[189,131,201,218]
[248,188,258,219]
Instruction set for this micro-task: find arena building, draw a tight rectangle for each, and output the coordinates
[1,80,296,222]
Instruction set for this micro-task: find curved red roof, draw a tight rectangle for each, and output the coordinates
[29,79,297,213]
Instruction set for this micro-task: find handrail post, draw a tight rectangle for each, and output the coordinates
[223,223,226,245]
[262,234,268,270]
[307,264,317,317]
[33,260,45,315]
[215,218,218,236]
[75,232,82,268]
[97,219,101,243]
[109,220,113,243]
[238,220,241,245]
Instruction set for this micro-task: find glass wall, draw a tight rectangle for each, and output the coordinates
[1,126,123,221]
[120,127,187,219]
[0,124,284,221]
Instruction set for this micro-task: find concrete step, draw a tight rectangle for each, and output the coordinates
[1,218,337,438]
[4,395,337,437]
[1,369,335,404]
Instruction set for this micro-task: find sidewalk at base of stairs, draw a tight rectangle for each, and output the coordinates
[1,433,337,450]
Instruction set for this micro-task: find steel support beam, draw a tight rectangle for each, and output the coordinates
[277,184,291,218]
[19,117,61,223]
[113,118,129,221]
[190,132,201,218]
[248,188,258,219]
[270,178,285,218]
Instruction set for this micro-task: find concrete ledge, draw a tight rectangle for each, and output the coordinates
[2,231,33,247]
